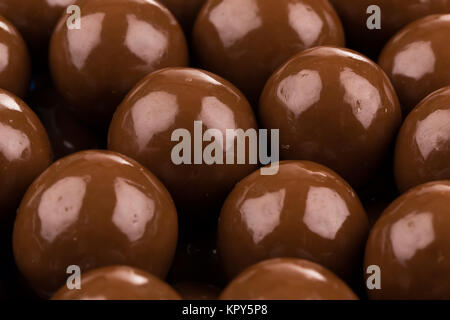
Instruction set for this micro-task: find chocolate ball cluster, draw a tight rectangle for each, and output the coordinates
[0,0,450,300]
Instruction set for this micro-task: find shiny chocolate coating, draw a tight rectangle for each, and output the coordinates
[52,266,181,300]
[379,14,450,115]
[0,15,30,98]
[158,0,206,34]
[108,67,258,215]
[220,258,358,300]
[330,0,450,59]
[49,0,189,126]
[259,46,402,188]
[0,89,52,223]
[0,0,76,58]
[365,181,450,299]
[192,0,345,104]
[173,282,220,300]
[217,161,369,280]
[395,86,450,193]
[13,150,178,297]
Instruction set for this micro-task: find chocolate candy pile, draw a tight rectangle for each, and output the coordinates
[0,0,450,300]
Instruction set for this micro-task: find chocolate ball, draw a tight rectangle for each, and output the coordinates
[329,0,450,59]
[108,67,258,215]
[365,181,450,299]
[220,258,358,300]
[217,161,369,280]
[395,86,450,193]
[158,0,206,34]
[52,266,181,300]
[0,15,30,98]
[259,46,402,188]
[173,282,220,300]
[379,14,450,115]
[192,0,345,104]
[0,89,52,223]
[0,0,76,59]
[13,150,178,297]
[49,0,189,126]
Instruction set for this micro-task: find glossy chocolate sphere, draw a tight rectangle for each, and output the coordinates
[260,46,402,188]
[0,89,52,223]
[52,266,181,300]
[0,0,76,58]
[49,0,189,126]
[395,86,450,193]
[218,161,369,280]
[330,0,450,59]
[0,15,30,98]
[220,258,358,300]
[192,0,345,104]
[365,181,450,299]
[158,0,206,33]
[13,150,178,297]
[108,68,258,214]
[379,14,450,115]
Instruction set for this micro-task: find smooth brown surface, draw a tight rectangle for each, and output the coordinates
[260,46,402,188]
[379,14,450,115]
[108,67,258,215]
[220,258,358,300]
[192,0,345,105]
[0,89,52,223]
[0,15,30,98]
[52,266,181,300]
[0,0,76,58]
[365,181,450,299]
[217,161,369,280]
[330,0,450,59]
[173,282,220,300]
[158,0,206,34]
[13,150,178,297]
[50,0,189,126]
[395,86,450,193]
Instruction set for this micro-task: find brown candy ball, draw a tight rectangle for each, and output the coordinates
[217,161,369,280]
[158,0,206,34]
[220,258,358,300]
[192,0,345,104]
[52,265,181,300]
[0,89,52,223]
[259,46,402,188]
[49,0,189,126]
[0,0,76,58]
[108,67,258,215]
[379,14,450,115]
[395,86,450,193]
[0,15,30,98]
[365,181,450,299]
[329,0,450,59]
[13,150,178,297]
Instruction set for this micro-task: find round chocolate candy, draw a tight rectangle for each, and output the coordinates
[329,0,450,59]
[13,150,178,297]
[220,258,358,300]
[395,86,450,193]
[49,0,189,126]
[108,67,258,215]
[379,14,450,115]
[52,266,181,300]
[0,89,52,223]
[217,161,369,280]
[259,46,402,188]
[0,0,77,59]
[365,181,450,299]
[0,14,30,98]
[158,0,206,34]
[173,282,220,300]
[192,0,345,104]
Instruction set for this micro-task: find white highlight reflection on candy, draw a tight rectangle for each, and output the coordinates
[393,41,435,80]
[415,109,450,160]
[0,44,9,73]
[288,3,323,47]
[0,123,30,162]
